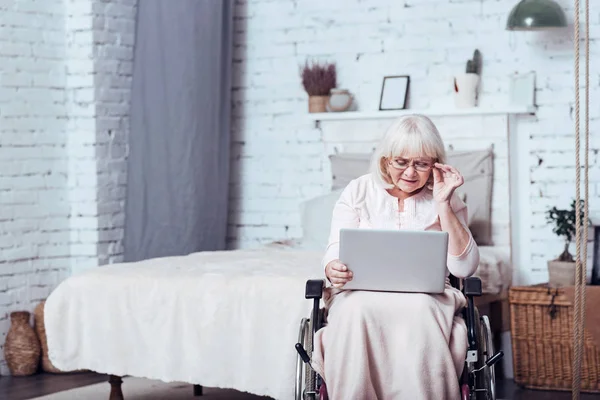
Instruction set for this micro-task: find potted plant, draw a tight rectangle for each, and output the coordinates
[454,49,481,108]
[300,60,336,113]
[546,199,589,287]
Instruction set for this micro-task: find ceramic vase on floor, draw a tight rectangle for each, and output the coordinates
[4,311,41,376]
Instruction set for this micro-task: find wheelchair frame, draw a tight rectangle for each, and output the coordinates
[295,276,504,400]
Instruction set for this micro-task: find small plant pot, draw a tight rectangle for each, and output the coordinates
[454,73,479,108]
[547,260,576,287]
[308,95,329,113]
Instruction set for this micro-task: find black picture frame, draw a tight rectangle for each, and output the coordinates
[379,75,410,111]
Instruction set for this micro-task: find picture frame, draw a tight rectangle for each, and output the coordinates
[379,75,410,111]
[508,71,536,108]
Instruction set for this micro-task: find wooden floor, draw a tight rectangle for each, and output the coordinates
[0,372,107,400]
[1,372,600,400]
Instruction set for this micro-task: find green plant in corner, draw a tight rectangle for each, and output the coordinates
[546,199,589,262]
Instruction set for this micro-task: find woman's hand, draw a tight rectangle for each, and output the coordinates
[432,163,464,205]
[325,259,353,288]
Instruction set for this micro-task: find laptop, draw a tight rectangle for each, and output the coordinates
[339,228,449,293]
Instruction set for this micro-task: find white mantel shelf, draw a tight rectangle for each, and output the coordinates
[308,105,537,123]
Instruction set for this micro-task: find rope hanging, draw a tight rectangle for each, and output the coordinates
[572,0,589,397]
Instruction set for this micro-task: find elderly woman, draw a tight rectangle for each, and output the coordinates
[311,115,480,400]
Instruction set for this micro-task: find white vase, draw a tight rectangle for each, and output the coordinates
[327,89,354,112]
[454,73,480,108]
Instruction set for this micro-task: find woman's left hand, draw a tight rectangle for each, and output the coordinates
[432,163,464,205]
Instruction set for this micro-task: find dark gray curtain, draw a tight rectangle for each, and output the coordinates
[123,0,233,262]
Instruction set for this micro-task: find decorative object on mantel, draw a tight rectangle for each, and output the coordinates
[327,89,354,112]
[506,0,567,31]
[300,60,336,113]
[546,199,590,287]
[378,75,409,111]
[4,311,41,376]
[454,50,481,109]
[508,71,536,109]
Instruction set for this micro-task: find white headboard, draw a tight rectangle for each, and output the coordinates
[318,114,512,248]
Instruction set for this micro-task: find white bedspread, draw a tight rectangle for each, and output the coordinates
[44,242,511,400]
[45,247,324,400]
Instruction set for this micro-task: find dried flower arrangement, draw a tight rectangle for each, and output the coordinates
[301,60,336,96]
[300,60,336,113]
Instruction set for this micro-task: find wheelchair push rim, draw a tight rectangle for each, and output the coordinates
[480,315,496,400]
[296,318,308,400]
[296,317,317,400]
[472,310,497,400]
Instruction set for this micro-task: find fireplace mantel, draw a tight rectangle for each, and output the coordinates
[309,105,536,127]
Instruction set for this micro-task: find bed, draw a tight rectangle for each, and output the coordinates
[44,246,511,400]
[44,148,513,400]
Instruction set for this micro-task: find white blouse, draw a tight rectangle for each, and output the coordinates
[322,173,480,279]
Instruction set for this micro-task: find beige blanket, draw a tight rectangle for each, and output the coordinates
[311,284,467,400]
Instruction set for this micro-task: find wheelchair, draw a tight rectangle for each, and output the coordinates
[294,276,504,400]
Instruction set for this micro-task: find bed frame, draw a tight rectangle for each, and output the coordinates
[107,375,203,399]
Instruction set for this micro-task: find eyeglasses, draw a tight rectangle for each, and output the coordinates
[389,158,435,172]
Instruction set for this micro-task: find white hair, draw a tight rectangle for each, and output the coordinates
[370,114,447,189]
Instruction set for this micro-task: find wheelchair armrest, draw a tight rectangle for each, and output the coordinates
[462,277,482,357]
[305,279,325,334]
[305,279,325,299]
[462,277,482,297]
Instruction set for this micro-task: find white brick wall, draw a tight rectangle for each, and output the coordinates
[0,0,136,375]
[92,0,136,266]
[0,0,69,376]
[65,0,136,275]
[229,0,600,285]
[66,0,99,278]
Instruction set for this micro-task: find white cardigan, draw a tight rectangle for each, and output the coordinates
[322,173,480,279]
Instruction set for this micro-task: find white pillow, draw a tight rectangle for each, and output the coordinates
[299,190,343,250]
[328,148,494,245]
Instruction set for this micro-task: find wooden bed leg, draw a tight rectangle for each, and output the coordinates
[109,375,124,400]
[193,384,203,396]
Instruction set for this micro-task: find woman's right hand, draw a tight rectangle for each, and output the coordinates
[325,259,353,288]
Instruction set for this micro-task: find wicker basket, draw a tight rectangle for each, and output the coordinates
[509,285,600,392]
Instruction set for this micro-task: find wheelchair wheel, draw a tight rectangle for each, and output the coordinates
[304,316,317,399]
[474,310,497,400]
[479,315,496,400]
[295,317,317,400]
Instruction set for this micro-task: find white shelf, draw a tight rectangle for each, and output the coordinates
[308,105,537,123]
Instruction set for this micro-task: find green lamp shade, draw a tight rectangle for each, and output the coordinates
[506,0,567,30]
